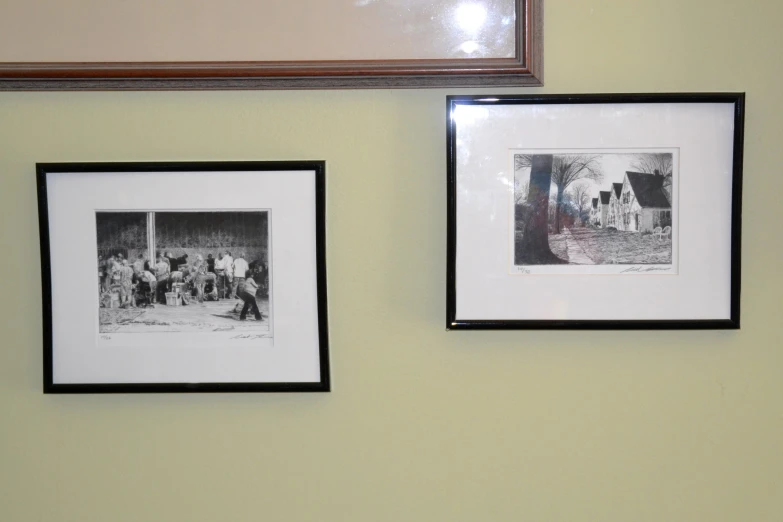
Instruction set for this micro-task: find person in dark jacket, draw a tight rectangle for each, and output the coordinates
[165,252,188,272]
[238,270,262,321]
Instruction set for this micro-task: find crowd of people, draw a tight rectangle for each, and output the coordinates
[98,250,267,320]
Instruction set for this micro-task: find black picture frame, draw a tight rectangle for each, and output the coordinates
[38,161,330,393]
[447,93,744,330]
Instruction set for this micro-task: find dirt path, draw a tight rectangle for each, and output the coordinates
[99,297,271,334]
[562,228,595,265]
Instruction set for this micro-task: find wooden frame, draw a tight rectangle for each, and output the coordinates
[447,93,744,330]
[38,161,330,393]
[0,0,542,90]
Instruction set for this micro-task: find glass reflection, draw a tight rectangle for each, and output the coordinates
[455,3,488,33]
[460,41,480,54]
[351,0,515,59]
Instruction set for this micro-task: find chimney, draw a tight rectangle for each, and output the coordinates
[654,169,661,176]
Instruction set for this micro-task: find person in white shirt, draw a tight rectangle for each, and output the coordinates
[222,251,235,298]
[231,253,249,299]
[214,252,228,299]
[154,254,170,304]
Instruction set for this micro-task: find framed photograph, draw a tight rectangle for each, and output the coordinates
[1,0,541,90]
[447,93,744,329]
[37,161,330,392]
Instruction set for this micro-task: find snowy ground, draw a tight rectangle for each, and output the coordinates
[99,297,271,334]
[541,227,673,265]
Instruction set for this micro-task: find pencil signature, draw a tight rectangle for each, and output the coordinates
[621,266,671,274]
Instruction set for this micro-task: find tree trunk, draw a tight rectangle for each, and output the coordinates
[516,155,566,264]
[554,184,564,234]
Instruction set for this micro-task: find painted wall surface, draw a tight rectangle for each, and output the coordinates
[1,1,782,521]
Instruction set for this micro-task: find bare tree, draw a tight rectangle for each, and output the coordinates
[568,183,591,225]
[517,154,603,233]
[514,154,530,172]
[514,180,530,204]
[515,154,565,264]
[630,152,672,176]
[630,153,673,201]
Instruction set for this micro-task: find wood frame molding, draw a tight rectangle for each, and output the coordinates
[0,0,542,90]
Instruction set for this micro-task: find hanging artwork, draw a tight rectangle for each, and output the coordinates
[0,0,542,89]
[447,93,744,329]
[37,161,330,392]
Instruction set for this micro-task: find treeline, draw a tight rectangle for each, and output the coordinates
[515,189,588,234]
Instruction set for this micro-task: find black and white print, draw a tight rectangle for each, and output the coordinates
[97,210,272,335]
[512,150,677,274]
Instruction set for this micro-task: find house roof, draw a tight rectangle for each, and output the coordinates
[612,183,623,199]
[591,197,598,209]
[599,191,611,205]
[625,171,671,208]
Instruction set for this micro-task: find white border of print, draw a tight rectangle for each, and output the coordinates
[46,169,321,384]
[507,147,680,275]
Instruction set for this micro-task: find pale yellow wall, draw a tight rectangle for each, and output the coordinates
[1,1,782,521]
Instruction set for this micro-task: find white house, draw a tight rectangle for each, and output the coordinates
[607,182,623,228]
[618,171,672,233]
[590,197,599,226]
[597,190,611,227]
